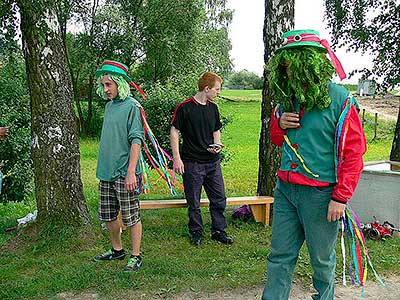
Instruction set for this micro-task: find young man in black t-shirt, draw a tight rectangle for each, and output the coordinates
[170,72,233,246]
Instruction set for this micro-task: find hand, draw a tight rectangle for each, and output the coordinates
[207,143,223,154]
[0,127,9,140]
[173,157,185,175]
[125,172,137,193]
[279,113,300,129]
[327,200,346,222]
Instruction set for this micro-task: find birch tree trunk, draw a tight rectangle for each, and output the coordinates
[257,0,294,195]
[17,0,90,225]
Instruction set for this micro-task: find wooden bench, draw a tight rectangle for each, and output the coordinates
[139,196,274,227]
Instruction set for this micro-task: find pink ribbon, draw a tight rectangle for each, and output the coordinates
[129,81,147,100]
[284,33,347,80]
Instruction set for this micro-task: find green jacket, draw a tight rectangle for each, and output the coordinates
[96,96,144,181]
[280,82,350,182]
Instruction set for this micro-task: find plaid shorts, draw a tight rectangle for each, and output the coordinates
[98,176,141,227]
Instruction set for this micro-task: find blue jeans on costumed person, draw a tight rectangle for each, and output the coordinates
[262,179,339,300]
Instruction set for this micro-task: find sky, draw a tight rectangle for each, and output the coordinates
[226,0,373,84]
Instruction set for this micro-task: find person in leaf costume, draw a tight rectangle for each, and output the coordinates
[262,30,367,300]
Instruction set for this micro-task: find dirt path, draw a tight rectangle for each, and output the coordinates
[357,94,399,121]
[170,277,400,300]
[57,276,400,299]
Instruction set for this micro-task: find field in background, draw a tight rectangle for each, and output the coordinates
[220,89,261,102]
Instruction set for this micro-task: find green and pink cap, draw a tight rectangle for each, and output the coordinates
[96,60,147,100]
[278,29,347,80]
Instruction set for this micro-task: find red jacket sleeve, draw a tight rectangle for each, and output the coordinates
[332,106,367,203]
[270,107,286,146]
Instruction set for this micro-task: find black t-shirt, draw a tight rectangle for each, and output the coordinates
[171,97,222,162]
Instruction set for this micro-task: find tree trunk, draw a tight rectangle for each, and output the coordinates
[70,68,86,135]
[257,0,294,196]
[87,74,94,134]
[390,107,400,162]
[18,1,90,226]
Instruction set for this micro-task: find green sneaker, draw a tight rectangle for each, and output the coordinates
[94,249,126,261]
[123,255,142,272]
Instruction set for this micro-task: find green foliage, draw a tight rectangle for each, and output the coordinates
[225,70,263,90]
[76,99,105,136]
[137,0,232,82]
[66,0,233,136]
[325,0,400,90]
[0,52,33,203]
[325,0,400,161]
[0,1,19,55]
[267,47,336,111]
[141,74,198,152]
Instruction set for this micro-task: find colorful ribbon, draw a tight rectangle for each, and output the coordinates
[129,81,147,100]
[138,106,183,196]
[341,206,385,299]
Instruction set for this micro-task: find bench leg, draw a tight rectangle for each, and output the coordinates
[249,204,271,227]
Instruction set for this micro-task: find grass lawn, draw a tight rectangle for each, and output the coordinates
[0,90,399,299]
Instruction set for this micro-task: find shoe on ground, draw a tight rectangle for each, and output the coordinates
[124,255,142,272]
[94,248,125,261]
[311,294,320,300]
[211,231,234,244]
[189,230,203,246]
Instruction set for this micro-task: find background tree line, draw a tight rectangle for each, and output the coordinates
[224,69,263,90]
[0,0,233,216]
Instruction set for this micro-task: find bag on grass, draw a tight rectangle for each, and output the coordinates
[232,204,253,221]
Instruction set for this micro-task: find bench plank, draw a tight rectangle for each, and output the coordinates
[139,196,274,226]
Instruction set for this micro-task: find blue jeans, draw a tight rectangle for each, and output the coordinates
[262,179,339,300]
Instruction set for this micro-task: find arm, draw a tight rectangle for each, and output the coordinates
[327,105,367,221]
[332,105,366,202]
[170,126,184,174]
[125,143,141,192]
[213,130,222,145]
[207,130,223,154]
[269,109,299,146]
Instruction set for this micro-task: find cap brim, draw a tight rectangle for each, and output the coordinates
[95,70,132,83]
[278,42,327,52]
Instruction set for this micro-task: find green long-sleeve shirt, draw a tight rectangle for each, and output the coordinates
[96,96,144,181]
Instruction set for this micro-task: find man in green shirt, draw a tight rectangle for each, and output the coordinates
[93,60,144,272]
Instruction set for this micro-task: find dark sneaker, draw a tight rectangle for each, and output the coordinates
[94,249,125,261]
[211,231,234,244]
[124,255,142,272]
[311,294,320,300]
[189,231,203,246]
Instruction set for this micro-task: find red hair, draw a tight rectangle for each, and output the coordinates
[197,72,223,91]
